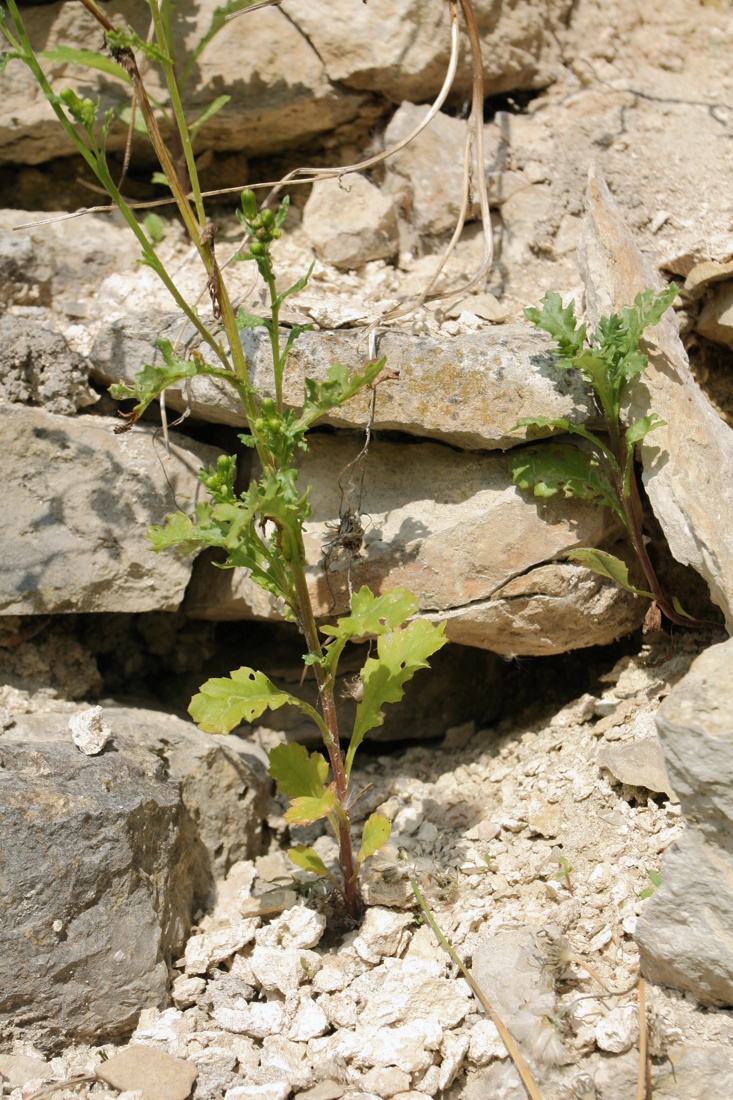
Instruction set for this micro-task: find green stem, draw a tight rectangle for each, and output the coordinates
[290,546,359,918]
[148,0,205,223]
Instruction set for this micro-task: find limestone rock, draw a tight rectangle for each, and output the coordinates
[0,405,220,615]
[0,315,97,415]
[90,316,599,451]
[96,1047,197,1100]
[184,433,645,656]
[303,175,399,270]
[578,167,733,629]
[383,104,483,235]
[0,703,268,1048]
[636,639,733,1006]
[285,0,572,103]
[597,736,677,801]
[0,1,366,165]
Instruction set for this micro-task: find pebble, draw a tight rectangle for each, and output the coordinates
[96,1046,197,1100]
[184,920,259,975]
[595,1005,638,1053]
[69,705,111,754]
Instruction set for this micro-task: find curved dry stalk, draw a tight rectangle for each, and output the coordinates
[637,978,649,1100]
[411,877,545,1100]
[261,0,460,208]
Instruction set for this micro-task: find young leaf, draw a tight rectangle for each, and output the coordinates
[272,262,314,310]
[189,94,231,144]
[524,291,587,364]
[235,307,268,330]
[508,443,620,514]
[109,338,204,423]
[345,619,448,774]
[300,357,385,426]
[567,549,654,599]
[268,742,329,799]
[322,586,418,640]
[42,45,130,81]
[625,413,666,447]
[288,844,331,879]
[190,669,319,734]
[284,787,338,826]
[357,812,392,865]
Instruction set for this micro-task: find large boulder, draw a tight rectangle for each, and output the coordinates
[183,432,645,656]
[0,0,366,165]
[636,639,733,1006]
[90,315,599,451]
[284,0,572,104]
[0,406,220,615]
[0,702,268,1049]
[578,168,733,630]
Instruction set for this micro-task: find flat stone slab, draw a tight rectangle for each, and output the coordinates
[0,406,219,615]
[91,316,599,451]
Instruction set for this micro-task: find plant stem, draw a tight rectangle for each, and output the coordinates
[290,548,359,918]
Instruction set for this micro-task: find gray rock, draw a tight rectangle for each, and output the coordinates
[0,0,366,165]
[284,0,572,103]
[0,406,220,615]
[90,316,599,451]
[383,104,482,235]
[597,736,677,801]
[96,1045,197,1100]
[0,1054,48,1089]
[183,433,644,656]
[302,175,399,270]
[636,639,733,1006]
[578,167,733,629]
[0,315,97,415]
[0,704,268,1048]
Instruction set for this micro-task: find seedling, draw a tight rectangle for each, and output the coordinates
[639,869,661,900]
[2,0,449,919]
[554,854,575,896]
[511,288,722,631]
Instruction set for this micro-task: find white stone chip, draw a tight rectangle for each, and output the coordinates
[184,920,259,975]
[595,1005,638,1053]
[69,706,111,755]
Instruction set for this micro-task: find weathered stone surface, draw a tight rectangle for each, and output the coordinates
[96,1046,197,1100]
[578,167,733,629]
[90,316,599,450]
[0,314,97,415]
[0,1,366,165]
[0,211,140,317]
[636,639,733,1006]
[183,433,645,655]
[302,175,399,270]
[0,703,267,1048]
[383,104,480,236]
[597,736,676,801]
[285,0,572,103]
[0,405,220,615]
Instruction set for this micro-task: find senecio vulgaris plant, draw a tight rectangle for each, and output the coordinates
[509,287,722,631]
[2,0,448,919]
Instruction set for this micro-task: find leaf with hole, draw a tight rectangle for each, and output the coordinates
[190,669,318,734]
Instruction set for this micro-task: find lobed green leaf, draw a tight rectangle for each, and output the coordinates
[524,291,587,364]
[357,812,392,865]
[346,619,448,774]
[284,788,338,826]
[190,668,315,734]
[508,443,619,512]
[269,742,329,799]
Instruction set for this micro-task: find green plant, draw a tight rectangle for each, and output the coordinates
[2,0,449,919]
[554,854,574,895]
[510,288,722,631]
[640,869,661,900]
[39,0,253,189]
